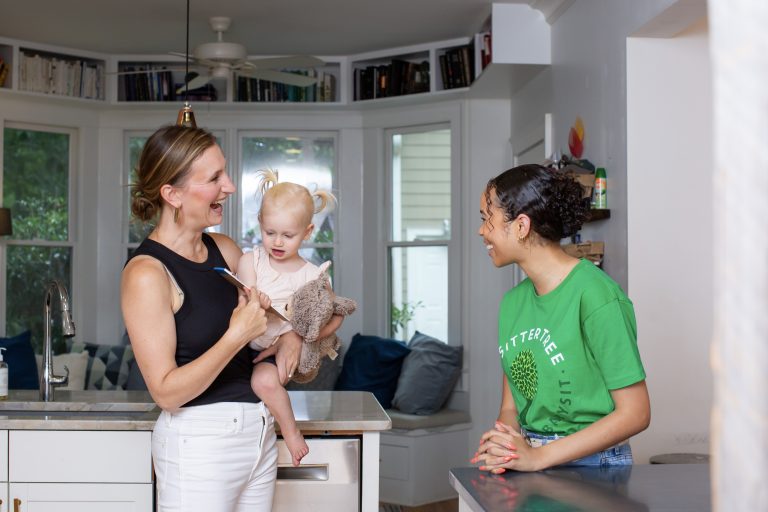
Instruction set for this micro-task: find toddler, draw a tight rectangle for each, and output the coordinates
[237,169,337,466]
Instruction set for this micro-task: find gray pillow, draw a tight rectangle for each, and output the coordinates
[392,331,463,415]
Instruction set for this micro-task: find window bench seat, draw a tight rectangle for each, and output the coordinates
[380,408,472,507]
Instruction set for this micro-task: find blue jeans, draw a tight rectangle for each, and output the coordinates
[521,428,633,467]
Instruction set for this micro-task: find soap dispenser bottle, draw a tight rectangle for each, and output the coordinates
[0,347,7,400]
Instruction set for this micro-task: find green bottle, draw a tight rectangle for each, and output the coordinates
[593,167,607,209]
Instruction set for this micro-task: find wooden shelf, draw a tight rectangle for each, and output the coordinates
[585,209,610,222]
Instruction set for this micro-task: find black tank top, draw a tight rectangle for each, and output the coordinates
[129,233,260,407]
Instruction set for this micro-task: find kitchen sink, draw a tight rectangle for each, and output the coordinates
[0,389,159,423]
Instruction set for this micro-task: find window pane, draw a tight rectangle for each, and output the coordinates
[240,136,335,248]
[3,128,70,241]
[127,136,153,243]
[6,246,72,353]
[391,129,451,242]
[390,246,447,342]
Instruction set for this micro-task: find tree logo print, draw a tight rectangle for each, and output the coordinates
[510,349,538,425]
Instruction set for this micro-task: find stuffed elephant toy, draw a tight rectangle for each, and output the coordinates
[287,267,356,383]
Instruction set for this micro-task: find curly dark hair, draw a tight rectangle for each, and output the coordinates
[483,164,587,242]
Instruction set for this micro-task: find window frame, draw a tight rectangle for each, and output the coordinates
[0,122,78,338]
[235,130,340,270]
[384,122,461,344]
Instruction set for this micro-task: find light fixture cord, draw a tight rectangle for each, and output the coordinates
[184,0,190,102]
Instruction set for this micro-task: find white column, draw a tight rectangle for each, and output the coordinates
[709,1,768,510]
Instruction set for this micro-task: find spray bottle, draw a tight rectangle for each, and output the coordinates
[593,167,607,209]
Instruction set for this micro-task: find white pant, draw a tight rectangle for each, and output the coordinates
[153,401,278,512]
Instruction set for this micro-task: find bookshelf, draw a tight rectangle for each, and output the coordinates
[436,43,475,91]
[116,59,226,103]
[17,46,106,100]
[351,48,430,102]
[469,3,550,97]
[0,3,551,107]
[233,62,342,103]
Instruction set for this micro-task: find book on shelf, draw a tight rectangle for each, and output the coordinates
[120,64,177,102]
[18,50,104,99]
[439,44,475,90]
[353,59,429,101]
[482,32,492,69]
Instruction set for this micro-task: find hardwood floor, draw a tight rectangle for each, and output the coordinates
[379,498,458,512]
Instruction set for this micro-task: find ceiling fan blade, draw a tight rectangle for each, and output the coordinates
[238,69,318,87]
[168,51,192,60]
[109,68,187,76]
[243,55,325,70]
[176,74,212,94]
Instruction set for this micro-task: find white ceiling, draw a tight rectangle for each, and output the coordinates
[0,0,567,57]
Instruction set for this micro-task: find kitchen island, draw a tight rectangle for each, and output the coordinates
[0,390,390,512]
[449,463,710,511]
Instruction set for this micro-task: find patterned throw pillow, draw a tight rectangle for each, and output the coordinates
[67,341,134,390]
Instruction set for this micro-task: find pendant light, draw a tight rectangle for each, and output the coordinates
[176,0,197,128]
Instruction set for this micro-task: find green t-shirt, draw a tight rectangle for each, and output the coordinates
[498,259,645,435]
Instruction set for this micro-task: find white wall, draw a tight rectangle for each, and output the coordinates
[549,0,679,288]
[464,0,704,462]
[627,18,712,462]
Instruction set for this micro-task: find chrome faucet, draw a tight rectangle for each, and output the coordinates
[40,280,75,401]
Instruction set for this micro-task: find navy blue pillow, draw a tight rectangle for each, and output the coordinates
[335,333,411,409]
[0,330,39,389]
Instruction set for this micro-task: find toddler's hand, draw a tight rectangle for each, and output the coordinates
[257,290,272,309]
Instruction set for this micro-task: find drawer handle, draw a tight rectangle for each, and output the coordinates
[13,498,20,512]
[276,464,329,481]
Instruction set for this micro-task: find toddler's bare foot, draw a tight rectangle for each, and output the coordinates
[283,429,309,466]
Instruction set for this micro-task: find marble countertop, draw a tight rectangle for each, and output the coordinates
[449,464,711,512]
[0,390,391,433]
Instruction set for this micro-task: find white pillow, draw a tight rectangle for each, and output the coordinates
[35,351,90,391]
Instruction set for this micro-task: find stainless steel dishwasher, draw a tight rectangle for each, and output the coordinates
[273,437,360,511]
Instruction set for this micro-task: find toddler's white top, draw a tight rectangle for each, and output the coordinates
[248,245,329,349]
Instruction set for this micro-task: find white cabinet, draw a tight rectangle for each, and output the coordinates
[5,431,152,511]
[9,483,151,512]
[0,432,6,512]
[273,438,360,512]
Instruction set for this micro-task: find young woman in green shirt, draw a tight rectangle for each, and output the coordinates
[472,164,650,472]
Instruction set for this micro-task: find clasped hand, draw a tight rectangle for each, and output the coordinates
[472,421,542,473]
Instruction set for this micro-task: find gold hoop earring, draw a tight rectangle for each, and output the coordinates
[173,207,180,223]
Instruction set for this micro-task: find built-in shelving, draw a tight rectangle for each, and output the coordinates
[0,3,552,107]
[351,47,430,102]
[234,62,342,103]
[17,46,105,100]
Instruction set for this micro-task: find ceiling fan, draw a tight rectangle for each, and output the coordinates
[171,16,324,92]
[117,16,324,94]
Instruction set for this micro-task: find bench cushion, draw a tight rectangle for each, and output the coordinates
[386,408,471,430]
[335,333,410,408]
[392,331,463,415]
